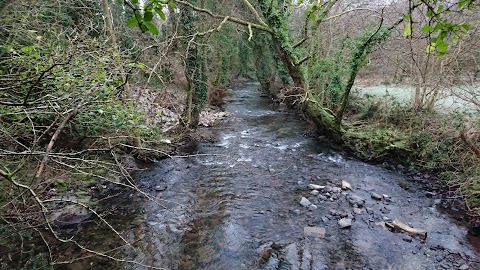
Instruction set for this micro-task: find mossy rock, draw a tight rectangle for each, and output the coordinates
[343,127,410,159]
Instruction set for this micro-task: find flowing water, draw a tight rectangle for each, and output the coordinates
[71,82,480,270]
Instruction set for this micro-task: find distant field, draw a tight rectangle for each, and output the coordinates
[354,84,479,113]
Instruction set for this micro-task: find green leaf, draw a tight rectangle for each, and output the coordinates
[131,0,138,4]
[436,40,448,53]
[403,23,412,38]
[168,1,177,8]
[459,0,469,9]
[421,25,434,33]
[157,9,166,20]
[426,10,433,18]
[144,11,153,21]
[426,44,436,54]
[144,21,159,35]
[437,5,444,12]
[461,23,471,31]
[452,36,459,43]
[127,17,138,27]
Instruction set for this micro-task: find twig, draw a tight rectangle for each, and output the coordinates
[35,84,98,178]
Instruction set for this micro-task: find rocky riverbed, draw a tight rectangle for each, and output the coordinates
[69,81,480,270]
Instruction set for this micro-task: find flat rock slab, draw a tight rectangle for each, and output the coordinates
[304,227,326,238]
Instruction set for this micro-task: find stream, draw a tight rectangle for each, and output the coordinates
[71,82,479,270]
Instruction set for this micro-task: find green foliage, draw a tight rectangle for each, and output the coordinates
[257,0,303,72]
[309,26,391,109]
[414,0,477,57]
[125,0,176,35]
[212,24,238,86]
[0,222,52,270]
[252,30,275,87]
[238,32,254,79]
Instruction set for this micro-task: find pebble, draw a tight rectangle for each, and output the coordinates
[308,184,325,190]
[318,195,328,201]
[402,234,413,242]
[308,204,318,211]
[310,190,320,196]
[371,192,382,201]
[293,209,301,215]
[321,216,329,223]
[332,187,342,193]
[155,185,167,192]
[353,208,362,214]
[459,264,469,270]
[329,209,338,216]
[300,197,311,207]
[338,218,352,229]
[366,208,373,214]
[342,180,352,190]
[380,207,391,214]
[348,195,365,207]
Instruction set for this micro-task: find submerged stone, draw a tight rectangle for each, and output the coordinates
[304,226,326,238]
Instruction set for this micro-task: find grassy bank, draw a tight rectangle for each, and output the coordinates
[341,83,480,216]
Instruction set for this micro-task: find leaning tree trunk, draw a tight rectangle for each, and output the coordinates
[257,0,344,137]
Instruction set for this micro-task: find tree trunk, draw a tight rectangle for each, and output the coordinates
[272,37,304,89]
[180,0,208,129]
[101,0,141,147]
[101,0,130,99]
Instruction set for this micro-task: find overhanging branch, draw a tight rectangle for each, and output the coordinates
[176,0,273,34]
